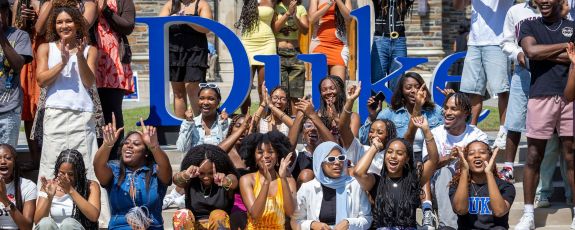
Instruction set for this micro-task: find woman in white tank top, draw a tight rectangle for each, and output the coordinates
[34,4,99,186]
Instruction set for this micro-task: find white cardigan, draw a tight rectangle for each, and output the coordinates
[294,178,372,230]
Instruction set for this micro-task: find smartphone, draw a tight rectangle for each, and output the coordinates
[369,91,385,110]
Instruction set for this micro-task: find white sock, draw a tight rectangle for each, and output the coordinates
[573,207,575,214]
[524,204,534,216]
[504,162,514,169]
[499,126,507,133]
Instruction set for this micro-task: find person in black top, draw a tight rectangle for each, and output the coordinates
[516,0,575,228]
[371,0,414,91]
[172,144,239,229]
[159,0,212,119]
[449,141,515,229]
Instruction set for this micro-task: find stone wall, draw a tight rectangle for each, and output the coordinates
[129,0,469,77]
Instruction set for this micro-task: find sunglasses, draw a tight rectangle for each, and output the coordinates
[199,83,221,94]
[323,155,347,163]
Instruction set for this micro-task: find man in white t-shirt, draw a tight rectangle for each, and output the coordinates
[454,0,513,151]
[422,92,489,229]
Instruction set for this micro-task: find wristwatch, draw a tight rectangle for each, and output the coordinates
[7,202,15,212]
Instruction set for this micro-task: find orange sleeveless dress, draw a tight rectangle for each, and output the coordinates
[310,0,348,66]
[246,172,285,229]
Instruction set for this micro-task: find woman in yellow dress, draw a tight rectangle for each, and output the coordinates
[235,0,277,114]
[239,131,297,229]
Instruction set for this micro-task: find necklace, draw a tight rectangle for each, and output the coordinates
[540,18,563,32]
[200,183,212,198]
[471,183,486,196]
[388,176,403,188]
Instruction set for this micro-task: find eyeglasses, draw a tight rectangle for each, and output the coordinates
[199,83,221,95]
[272,96,287,102]
[323,155,347,164]
[303,122,315,129]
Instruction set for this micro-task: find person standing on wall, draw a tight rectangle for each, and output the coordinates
[160,0,212,119]
[453,0,513,150]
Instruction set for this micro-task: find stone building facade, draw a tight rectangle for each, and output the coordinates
[128,0,468,78]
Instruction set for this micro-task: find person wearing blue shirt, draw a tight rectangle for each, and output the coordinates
[93,117,172,229]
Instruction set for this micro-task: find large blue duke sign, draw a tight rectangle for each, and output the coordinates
[136,6,489,127]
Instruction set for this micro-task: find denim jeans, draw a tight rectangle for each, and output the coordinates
[371,36,407,91]
[35,217,85,230]
[0,109,20,147]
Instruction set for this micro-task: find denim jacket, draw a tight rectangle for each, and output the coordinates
[359,105,443,145]
[107,162,167,230]
[176,114,230,153]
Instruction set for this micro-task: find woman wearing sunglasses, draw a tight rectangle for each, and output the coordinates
[176,83,231,154]
[293,141,372,229]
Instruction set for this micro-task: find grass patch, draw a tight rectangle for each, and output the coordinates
[122,104,501,132]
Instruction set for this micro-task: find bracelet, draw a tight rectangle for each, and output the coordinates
[343,108,353,114]
[223,175,233,190]
[425,136,435,142]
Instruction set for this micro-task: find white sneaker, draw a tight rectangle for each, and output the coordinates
[571,216,575,229]
[492,128,507,150]
[515,214,535,230]
[535,196,550,208]
[162,188,184,209]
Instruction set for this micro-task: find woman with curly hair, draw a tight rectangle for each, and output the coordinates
[35,0,98,36]
[251,85,293,136]
[159,0,212,119]
[0,144,37,230]
[34,149,101,230]
[235,0,277,114]
[171,144,238,229]
[34,5,99,182]
[450,141,515,229]
[309,0,352,81]
[354,117,439,229]
[93,117,172,229]
[239,131,297,229]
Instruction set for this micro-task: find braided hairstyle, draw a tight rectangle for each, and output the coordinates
[390,72,436,111]
[239,131,292,173]
[226,114,247,138]
[235,0,259,35]
[373,138,421,228]
[54,149,97,230]
[443,92,472,123]
[180,144,238,209]
[116,131,156,191]
[318,75,346,132]
[334,0,347,38]
[0,144,23,212]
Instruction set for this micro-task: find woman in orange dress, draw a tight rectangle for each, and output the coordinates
[309,0,352,82]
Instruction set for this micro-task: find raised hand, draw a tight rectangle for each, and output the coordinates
[185,107,194,121]
[139,118,159,150]
[454,146,468,172]
[367,96,382,120]
[258,159,273,183]
[484,147,499,175]
[44,177,58,197]
[346,82,361,101]
[435,86,456,96]
[21,5,37,21]
[212,163,226,186]
[567,42,575,65]
[60,39,70,64]
[288,0,297,16]
[295,97,315,116]
[0,179,7,202]
[415,84,427,107]
[58,174,73,194]
[411,115,430,131]
[103,113,124,148]
[371,136,384,152]
[219,108,228,121]
[76,38,87,57]
[278,152,293,179]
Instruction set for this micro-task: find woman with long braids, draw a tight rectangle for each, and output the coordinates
[239,131,297,229]
[34,149,101,229]
[171,144,238,229]
[235,0,277,114]
[318,75,360,142]
[309,0,352,81]
[159,0,212,119]
[93,116,172,229]
[354,117,439,229]
[251,85,293,136]
[293,141,372,229]
[0,144,36,230]
[450,141,515,229]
